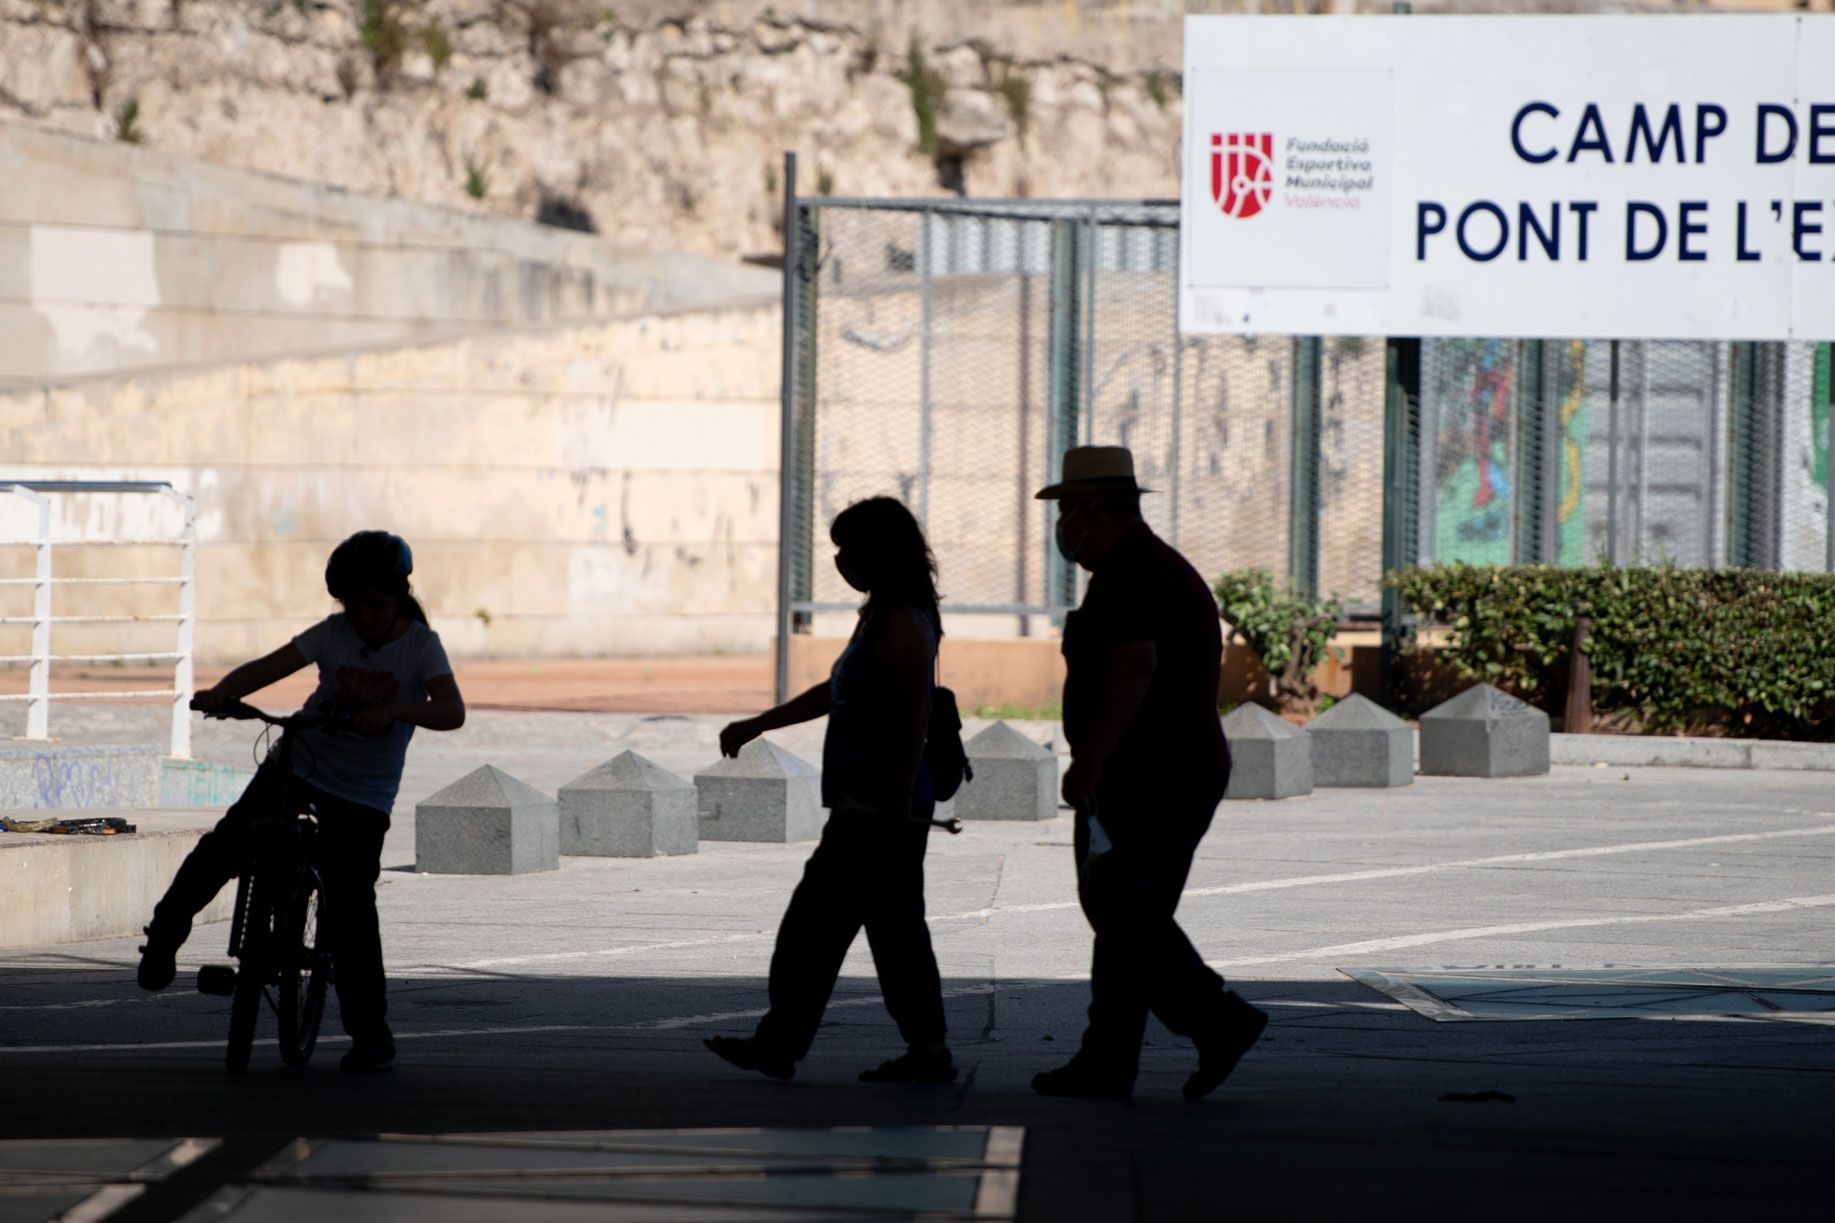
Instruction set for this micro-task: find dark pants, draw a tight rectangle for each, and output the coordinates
[755,806,947,1061]
[1073,779,1229,1080]
[151,755,395,1050]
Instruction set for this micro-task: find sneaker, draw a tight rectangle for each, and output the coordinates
[1031,1057,1133,1101]
[1182,992,1268,1102]
[136,925,179,992]
[704,1035,795,1081]
[860,1045,957,1085]
[339,1044,398,1073]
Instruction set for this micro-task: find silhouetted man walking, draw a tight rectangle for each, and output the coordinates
[1032,446,1267,1101]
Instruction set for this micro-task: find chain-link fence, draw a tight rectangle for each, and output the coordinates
[773,185,1835,698]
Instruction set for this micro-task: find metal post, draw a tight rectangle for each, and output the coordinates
[1380,338,1421,709]
[772,151,799,705]
[1606,340,1620,565]
[26,488,50,740]
[1046,218,1083,620]
[1017,267,1033,634]
[918,208,933,528]
[1289,336,1322,595]
[1082,207,1097,445]
[1636,344,1651,562]
[166,488,195,759]
[1169,237,1184,548]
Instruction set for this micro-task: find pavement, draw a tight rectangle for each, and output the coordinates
[5,700,1835,1219]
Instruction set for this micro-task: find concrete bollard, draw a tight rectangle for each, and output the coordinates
[693,739,824,842]
[558,751,699,857]
[415,765,559,875]
[1222,704,1313,799]
[1305,693,1415,788]
[954,721,1057,822]
[1419,683,1551,778]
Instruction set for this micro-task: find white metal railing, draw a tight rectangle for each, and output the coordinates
[0,481,196,757]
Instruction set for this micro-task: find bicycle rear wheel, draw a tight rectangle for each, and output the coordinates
[225,879,266,1075]
[277,866,329,1067]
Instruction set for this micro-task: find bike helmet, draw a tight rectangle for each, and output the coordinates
[324,531,413,601]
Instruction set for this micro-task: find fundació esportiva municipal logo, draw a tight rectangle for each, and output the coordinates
[1212,132,1274,219]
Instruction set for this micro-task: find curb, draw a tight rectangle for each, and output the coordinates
[1549,732,1835,773]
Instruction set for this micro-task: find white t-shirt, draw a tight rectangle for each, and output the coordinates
[290,615,453,813]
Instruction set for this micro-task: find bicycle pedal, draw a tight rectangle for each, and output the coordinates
[196,965,237,996]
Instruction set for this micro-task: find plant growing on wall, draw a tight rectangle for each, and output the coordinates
[900,37,947,157]
[113,99,144,144]
[1213,568,1344,712]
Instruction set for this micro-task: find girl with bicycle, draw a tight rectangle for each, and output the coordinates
[138,531,465,1073]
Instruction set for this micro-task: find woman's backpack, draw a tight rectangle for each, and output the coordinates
[927,675,972,802]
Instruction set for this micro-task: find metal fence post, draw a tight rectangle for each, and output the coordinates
[918,208,933,528]
[773,151,799,706]
[1514,339,1549,563]
[1046,217,1084,620]
[1606,339,1621,565]
[1380,338,1421,708]
[1289,336,1322,595]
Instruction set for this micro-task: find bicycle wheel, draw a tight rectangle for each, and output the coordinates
[225,879,267,1075]
[277,866,329,1067]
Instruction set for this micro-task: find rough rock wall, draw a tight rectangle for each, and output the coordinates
[0,0,1195,263]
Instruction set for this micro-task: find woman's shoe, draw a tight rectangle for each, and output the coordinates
[704,1035,795,1080]
[859,1045,957,1085]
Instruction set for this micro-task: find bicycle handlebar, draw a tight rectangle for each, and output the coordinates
[199,698,336,733]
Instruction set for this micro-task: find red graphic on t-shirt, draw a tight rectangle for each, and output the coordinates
[334,665,401,713]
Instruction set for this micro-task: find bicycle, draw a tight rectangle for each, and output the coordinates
[193,700,344,1074]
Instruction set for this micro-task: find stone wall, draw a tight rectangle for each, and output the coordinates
[0,0,1193,266]
[0,300,783,663]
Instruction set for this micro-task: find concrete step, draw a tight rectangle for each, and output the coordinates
[0,809,232,947]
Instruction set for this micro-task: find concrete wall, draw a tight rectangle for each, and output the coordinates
[0,122,777,384]
[0,301,784,663]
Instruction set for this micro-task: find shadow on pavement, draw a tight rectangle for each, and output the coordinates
[3,966,1833,1219]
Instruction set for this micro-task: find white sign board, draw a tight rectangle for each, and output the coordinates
[1179,15,1835,339]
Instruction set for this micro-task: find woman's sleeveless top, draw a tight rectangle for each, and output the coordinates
[821,610,935,811]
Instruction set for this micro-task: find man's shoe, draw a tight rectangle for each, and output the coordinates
[1031,1058,1132,1101]
[340,1044,398,1073]
[1182,992,1268,1102]
[860,1045,957,1085]
[704,1035,795,1081]
[136,925,179,992]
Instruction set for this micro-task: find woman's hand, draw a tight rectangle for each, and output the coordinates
[719,717,761,758]
[189,687,227,715]
[353,703,399,736]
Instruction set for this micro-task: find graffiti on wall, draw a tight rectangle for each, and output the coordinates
[1432,338,1516,565]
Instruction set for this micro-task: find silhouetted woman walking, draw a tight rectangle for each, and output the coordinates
[706,496,954,1084]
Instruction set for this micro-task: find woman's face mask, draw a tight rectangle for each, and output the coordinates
[834,549,872,592]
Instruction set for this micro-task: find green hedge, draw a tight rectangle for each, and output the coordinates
[1213,568,1343,710]
[1385,563,1835,737]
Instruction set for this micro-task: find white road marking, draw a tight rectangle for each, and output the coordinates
[1209,893,1835,969]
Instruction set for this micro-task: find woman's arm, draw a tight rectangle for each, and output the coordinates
[719,682,832,757]
[190,643,309,713]
[880,605,935,812]
[387,673,466,732]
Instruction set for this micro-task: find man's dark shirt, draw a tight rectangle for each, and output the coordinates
[1062,523,1229,805]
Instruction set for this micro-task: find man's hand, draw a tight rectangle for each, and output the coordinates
[1061,755,1102,813]
[189,687,228,715]
[353,704,398,736]
[719,718,761,758]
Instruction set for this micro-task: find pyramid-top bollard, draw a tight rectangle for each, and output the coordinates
[1222,703,1313,799]
[954,721,1057,822]
[1305,693,1414,788]
[559,751,699,857]
[1419,683,1551,778]
[415,764,559,875]
[694,739,824,842]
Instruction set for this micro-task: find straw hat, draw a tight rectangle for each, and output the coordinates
[1034,446,1156,500]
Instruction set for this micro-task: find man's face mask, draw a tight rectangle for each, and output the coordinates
[1055,505,1092,565]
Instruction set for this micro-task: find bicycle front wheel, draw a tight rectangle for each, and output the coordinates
[277,866,329,1067]
[226,880,266,1075]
